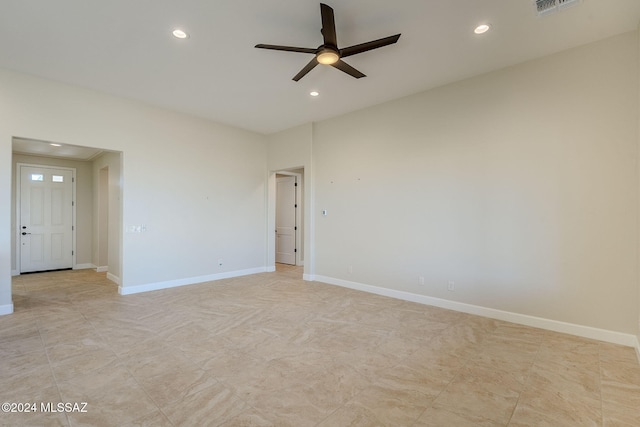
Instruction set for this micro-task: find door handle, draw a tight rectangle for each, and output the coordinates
[21,232,31,235]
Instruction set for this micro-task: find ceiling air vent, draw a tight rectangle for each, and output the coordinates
[536,0,581,16]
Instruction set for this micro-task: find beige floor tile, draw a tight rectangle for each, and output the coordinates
[0,316,40,342]
[137,366,220,407]
[242,394,328,427]
[319,384,429,426]
[402,344,467,372]
[469,338,538,385]
[49,347,119,383]
[374,363,451,401]
[432,370,520,424]
[218,408,275,427]
[0,410,70,427]
[527,362,601,401]
[455,363,527,396]
[119,340,199,379]
[601,380,640,410]
[162,382,249,426]
[509,403,600,427]
[316,404,387,427]
[516,387,602,426]
[600,342,640,366]
[0,384,63,416]
[58,375,159,427]
[600,358,640,384]
[0,370,59,403]
[491,322,545,344]
[602,399,640,427]
[539,336,600,367]
[414,405,503,427]
[122,410,174,427]
[299,362,372,411]
[57,359,133,394]
[3,267,639,427]
[0,333,45,358]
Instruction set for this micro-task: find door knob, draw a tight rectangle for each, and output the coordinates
[21,232,31,235]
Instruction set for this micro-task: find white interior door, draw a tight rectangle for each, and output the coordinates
[20,165,74,273]
[276,175,296,265]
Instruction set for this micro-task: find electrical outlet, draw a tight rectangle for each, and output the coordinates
[218,258,223,267]
[447,281,455,291]
[419,276,425,285]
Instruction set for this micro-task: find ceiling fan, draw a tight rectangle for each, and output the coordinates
[255,3,401,81]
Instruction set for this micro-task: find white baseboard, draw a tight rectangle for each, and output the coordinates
[303,274,315,281]
[96,266,108,273]
[107,273,120,285]
[118,267,267,296]
[266,266,276,273]
[635,335,640,364]
[11,270,19,277]
[313,275,638,348]
[0,303,14,316]
[74,263,96,270]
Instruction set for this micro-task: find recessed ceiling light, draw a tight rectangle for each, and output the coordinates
[172,29,189,39]
[474,24,491,35]
[310,91,319,97]
[50,143,62,147]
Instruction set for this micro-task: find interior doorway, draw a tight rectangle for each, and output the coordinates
[11,137,122,287]
[273,169,304,267]
[276,174,297,265]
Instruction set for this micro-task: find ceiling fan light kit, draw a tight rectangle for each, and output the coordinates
[255,3,401,81]
[317,48,339,65]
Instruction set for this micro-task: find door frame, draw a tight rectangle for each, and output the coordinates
[15,163,77,274]
[275,173,298,266]
[269,168,304,268]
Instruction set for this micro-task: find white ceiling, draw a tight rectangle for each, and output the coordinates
[12,137,104,160]
[1,0,639,135]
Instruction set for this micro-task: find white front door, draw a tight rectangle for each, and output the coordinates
[276,175,296,265]
[20,165,74,273]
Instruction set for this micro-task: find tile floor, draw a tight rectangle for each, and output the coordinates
[1,265,639,426]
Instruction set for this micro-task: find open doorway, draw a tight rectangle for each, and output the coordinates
[272,168,304,268]
[11,137,122,287]
[276,174,297,265]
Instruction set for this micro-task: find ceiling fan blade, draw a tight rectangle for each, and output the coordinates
[293,58,319,81]
[320,3,338,47]
[340,34,401,58]
[331,59,366,79]
[255,44,316,54]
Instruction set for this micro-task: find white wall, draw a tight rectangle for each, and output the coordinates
[11,153,94,272]
[313,32,639,335]
[267,124,313,171]
[0,68,267,305]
